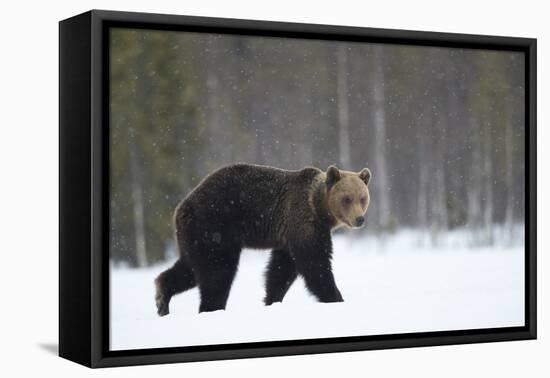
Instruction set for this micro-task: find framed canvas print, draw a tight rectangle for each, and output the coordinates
[59,10,537,368]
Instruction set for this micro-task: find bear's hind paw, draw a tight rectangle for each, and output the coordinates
[156,296,170,316]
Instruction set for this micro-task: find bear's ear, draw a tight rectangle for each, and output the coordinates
[326,165,341,191]
[359,168,372,186]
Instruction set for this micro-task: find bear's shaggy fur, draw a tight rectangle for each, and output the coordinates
[155,163,371,314]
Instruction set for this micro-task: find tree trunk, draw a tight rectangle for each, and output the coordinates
[417,123,429,232]
[504,118,514,235]
[433,84,450,234]
[206,36,223,169]
[482,121,494,244]
[468,118,483,244]
[336,44,351,168]
[128,127,148,268]
[371,45,391,229]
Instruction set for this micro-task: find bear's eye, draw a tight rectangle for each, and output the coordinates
[342,196,353,205]
[360,197,366,206]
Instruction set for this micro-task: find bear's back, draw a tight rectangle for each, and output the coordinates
[178,163,321,249]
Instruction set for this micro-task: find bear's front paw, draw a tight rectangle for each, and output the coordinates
[264,296,281,306]
[334,288,344,302]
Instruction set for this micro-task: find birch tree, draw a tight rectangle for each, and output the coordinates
[128,127,148,267]
[336,44,351,168]
[371,45,391,229]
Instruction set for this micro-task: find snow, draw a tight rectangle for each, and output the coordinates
[110,230,525,351]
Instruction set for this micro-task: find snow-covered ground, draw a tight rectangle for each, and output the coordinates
[110,230,525,351]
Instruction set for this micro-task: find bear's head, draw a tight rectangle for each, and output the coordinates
[325,165,371,228]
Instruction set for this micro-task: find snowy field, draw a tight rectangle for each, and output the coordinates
[110,231,525,351]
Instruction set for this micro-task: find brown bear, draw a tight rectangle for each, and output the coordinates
[155,163,371,314]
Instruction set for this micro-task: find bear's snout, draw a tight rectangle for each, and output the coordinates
[355,216,365,227]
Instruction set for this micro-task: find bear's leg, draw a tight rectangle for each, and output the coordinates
[154,258,196,316]
[264,249,297,305]
[298,259,343,303]
[195,245,241,313]
[291,236,343,303]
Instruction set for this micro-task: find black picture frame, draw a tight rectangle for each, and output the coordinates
[59,9,537,368]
